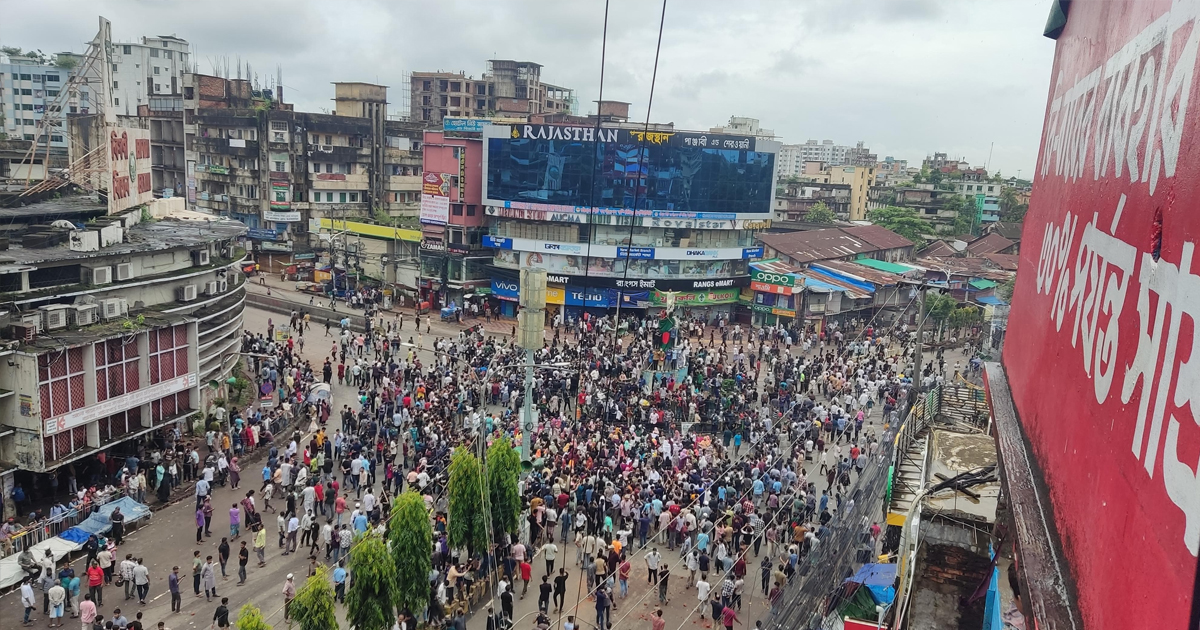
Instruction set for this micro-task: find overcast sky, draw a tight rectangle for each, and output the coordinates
[2,0,1056,177]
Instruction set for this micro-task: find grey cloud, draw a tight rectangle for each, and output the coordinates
[1,0,1053,175]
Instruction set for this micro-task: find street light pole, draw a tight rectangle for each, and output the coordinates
[516,268,547,474]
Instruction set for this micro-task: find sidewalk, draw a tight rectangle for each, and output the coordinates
[243,272,515,338]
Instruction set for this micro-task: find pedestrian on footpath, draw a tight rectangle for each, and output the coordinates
[201,555,218,601]
[168,567,181,613]
[211,596,230,629]
[79,595,96,629]
[229,504,241,539]
[332,561,347,603]
[282,574,296,622]
[47,580,66,627]
[237,542,249,585]
[192,551,203,597]
[86,559,104,606]
[120,554,136,601]
[133,558,150,604]
[218,538,231,578]
[196,507,205,544]
[21,577,37,626]
[254,525,267,567]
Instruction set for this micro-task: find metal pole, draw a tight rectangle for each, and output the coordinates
[912,285,926,393]
[522,345,535,472]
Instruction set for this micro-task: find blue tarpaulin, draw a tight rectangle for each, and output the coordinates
[845,563,898,605]
[59,497,152,544]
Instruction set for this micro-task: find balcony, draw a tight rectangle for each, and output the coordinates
[193,136,259,157]
[310,172,369,189]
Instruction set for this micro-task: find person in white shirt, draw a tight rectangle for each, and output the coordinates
[695,578,711,618]
[21,578,37,625]
[539,542,558,575]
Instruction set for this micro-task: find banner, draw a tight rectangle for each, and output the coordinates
[752,268,796,287]
[270,182,290,209]
[419,171,451,225]
[264,210,301,223]
[443,117,489,133]
[107,126,153,214]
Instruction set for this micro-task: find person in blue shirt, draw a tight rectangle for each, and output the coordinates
[752,478,764,501]
[696,531,710,553]
[332,561,347,603]
[819,491,829,514]
[352,511,368,534]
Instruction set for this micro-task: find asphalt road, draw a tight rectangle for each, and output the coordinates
[3,304,782,630]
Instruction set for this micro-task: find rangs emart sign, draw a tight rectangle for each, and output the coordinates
[1005,2,1200,629]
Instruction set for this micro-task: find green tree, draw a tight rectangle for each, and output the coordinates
[948,305,984,337]
[448,447,488,555]
[924,293,959,340]
[288,567,338,630]
[867,206,931,248]
[487,437,522,537]
[998,187,1028,223]
[53,55,77,69]
[234,604,272,630]
[804,200,837,224]
[941,194,977,236]
[347,531,399,630]
[998,277,1015,302]
[389,491,432,616]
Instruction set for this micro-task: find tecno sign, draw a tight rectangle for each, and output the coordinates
[751,270,794,287]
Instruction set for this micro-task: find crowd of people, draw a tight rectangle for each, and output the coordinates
[14,292,932,630]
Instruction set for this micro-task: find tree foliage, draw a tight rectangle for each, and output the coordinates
[925,293,958,323]
[347,531,399,630]
[867,206,931,248]
[998,277,1015,302]
[998,187,1028,223]
[941,194,976,236]
[948,305,984,333]
[448,447,488,555]
[289,566,338,630]
[389,491,432,616]
[805,200,837,224]
[487,437,522,537]
[234,604,272,630]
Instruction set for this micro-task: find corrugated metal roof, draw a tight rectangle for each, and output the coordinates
[966,233,1016,255]
[757,225,911,264]
[841,224,915,250]
[970,279,998,289]
[750,259,803,275]
[818,259,905,287]
[853,257,918,275]
[802,267,873,300]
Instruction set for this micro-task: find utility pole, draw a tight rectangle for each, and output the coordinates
[912,283,927,400]
[516,268,547,474]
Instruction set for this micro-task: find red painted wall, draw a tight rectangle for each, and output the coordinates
[1005,2,1200,629]
[422,131,484,227]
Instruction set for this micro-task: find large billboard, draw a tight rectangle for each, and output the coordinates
[483,124,779,220]
[108,126,153,214]
[419,171,451,225]
[1004,2,1200,629]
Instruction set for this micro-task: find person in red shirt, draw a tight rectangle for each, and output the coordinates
[651,609,666,630]
[86,560,104,605]
[519,560,532,598]
[720,604,739,630]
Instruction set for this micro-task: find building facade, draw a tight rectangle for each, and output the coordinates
[418,129,490,307]
[0,198,247,517]
[776,139,875,178]
[480,122,776,317]
[410,60,576,124]
[109,36,191,116]
[0,54,83,177]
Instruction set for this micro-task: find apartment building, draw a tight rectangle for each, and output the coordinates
[410,59,576,124]
[0,53,86,177]
[109,35,191,116]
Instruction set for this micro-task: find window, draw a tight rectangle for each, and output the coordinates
[23,134,34,140]
[148,325,190,422]
[112,63,118,72]
[154,66,160,75]
[477,84,486,95]
[114,97,119,106]
[467,205,476,216]
[325,135,332,145]
[51,135,62,142]
[44,74,59,82]
[164,50,172,59]
[477,99,486,109]
[450,96,461,106]
[95,337,140,402]
[123,45,132,54]
[349,193,358,202]
[327,192,335,202]
[112,81,118,89]
[452,204,463,216]
[21,103,33,110]
[39,347,86,419]
[423,80,431,90]
[24,119,34,126]
[340,163,351,174]
[46,89,59,97]
[273,160,286,172]
[339,192,347,203]
[20,88,31,96]
[18,73,31,80]
[271,121,287,131]
[450,82,461,92]
[150,49,159,57]
[325,163,333,173]
[154,84,160,92]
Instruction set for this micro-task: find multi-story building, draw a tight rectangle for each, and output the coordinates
[776,139,874,177]
[0,196,248,517]
[709,116,775,139]
[480,121,776,318]
[109,36,191,116]
[417,127,489,307]
[138,97,186,197]
[793,163,877,221]
[0,53,84,177]
[922,151,964,171]
[182,74,424,267]
[410,60,575,124]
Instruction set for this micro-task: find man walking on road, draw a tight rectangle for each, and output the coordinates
[237,542,249,585]
[133,558,150,604]
[168,566,181,613]
[282,574,296,622]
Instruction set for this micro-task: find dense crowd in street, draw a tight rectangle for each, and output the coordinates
[13,295,934,630]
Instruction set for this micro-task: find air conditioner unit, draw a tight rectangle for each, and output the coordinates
[20,314,42,333]
[100,298,123,320]
[72,304,100,327]
[205,281,219,295]
[40,305,69,330]
[319,145,333,153]
[216,280,228,293]
[193,250,210,265]
[118,298,128,316]
[84,266,112,285]
[116,262,134,281]
[177,284,197,302]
